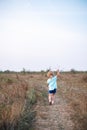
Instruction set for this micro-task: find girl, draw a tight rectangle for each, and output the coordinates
[47,70,60,105]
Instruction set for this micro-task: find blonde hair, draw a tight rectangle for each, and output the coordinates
[47,71,54,78]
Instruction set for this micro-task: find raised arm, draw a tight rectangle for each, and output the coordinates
[56,70,60,78]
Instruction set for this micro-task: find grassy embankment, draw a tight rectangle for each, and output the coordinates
[0,73,37,130]
[58,72,87,130]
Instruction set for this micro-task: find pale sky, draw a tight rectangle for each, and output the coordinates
[0,0,87,71]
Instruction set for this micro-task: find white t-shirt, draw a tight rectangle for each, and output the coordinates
[47,76,57,91]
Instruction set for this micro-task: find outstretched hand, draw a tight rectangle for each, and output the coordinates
[56,69,60,77]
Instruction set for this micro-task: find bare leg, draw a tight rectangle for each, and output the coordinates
[48,94,52,104]
[51,94,55,104]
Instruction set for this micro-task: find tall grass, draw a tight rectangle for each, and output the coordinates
[0,74,36,130]
[17,88,36,130]
[58,73,87,130]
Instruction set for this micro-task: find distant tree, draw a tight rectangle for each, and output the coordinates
[70,69,76,74]
[0,70,3,73]
[4,70,10,73]
[46,67,51,72]
[41,70,45,73]
[21,68,26,74]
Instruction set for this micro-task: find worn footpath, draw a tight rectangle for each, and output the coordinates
[34,85,75,130]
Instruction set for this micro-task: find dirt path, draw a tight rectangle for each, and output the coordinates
[34,86,75,130]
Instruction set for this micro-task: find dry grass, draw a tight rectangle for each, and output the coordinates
[0,73,33,130]
[58,72,87,130]
[0,72,87,130]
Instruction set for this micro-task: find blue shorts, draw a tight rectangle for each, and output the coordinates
[49,89,57,94]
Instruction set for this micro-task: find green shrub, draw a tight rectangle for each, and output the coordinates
[17,88,36,130]
[26,88,37,105]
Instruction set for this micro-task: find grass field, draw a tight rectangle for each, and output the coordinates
[0,72,87,130]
